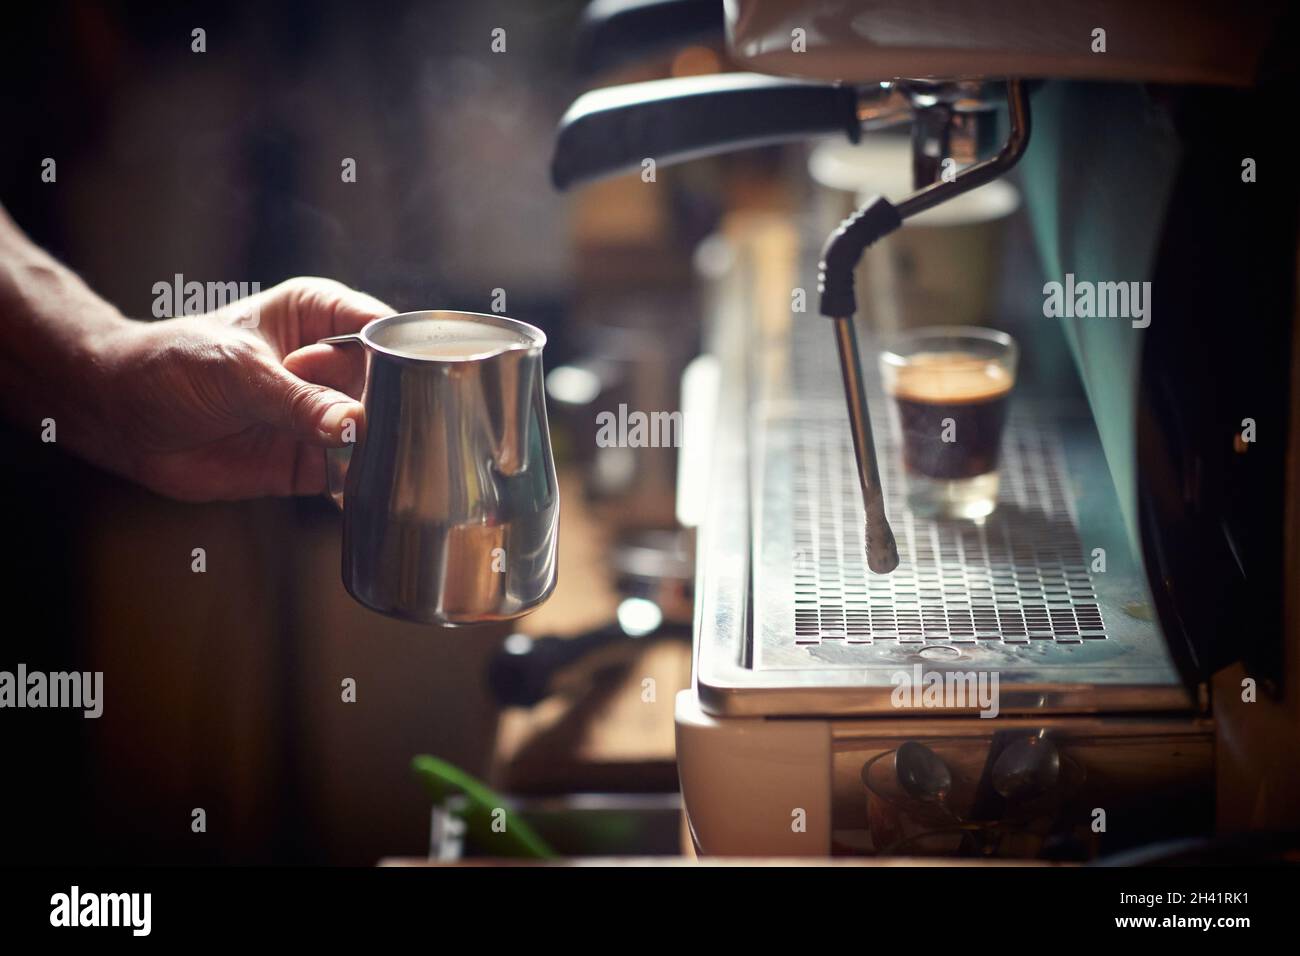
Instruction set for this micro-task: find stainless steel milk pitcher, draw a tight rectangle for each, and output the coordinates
[320,310,559,625]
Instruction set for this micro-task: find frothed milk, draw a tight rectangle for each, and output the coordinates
[372,318,533,359]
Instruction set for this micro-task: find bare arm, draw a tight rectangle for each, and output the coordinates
[0,205,392,500]
[0,205,135,475]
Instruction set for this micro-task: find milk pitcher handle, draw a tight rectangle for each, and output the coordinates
[317,333,365,511]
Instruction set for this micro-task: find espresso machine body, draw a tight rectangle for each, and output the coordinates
[554,0,1299,858]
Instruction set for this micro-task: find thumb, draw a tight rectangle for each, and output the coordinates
[244,360,365,446]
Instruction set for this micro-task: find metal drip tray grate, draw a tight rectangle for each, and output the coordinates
[694,246,1185,712]
[784,411,1106,646]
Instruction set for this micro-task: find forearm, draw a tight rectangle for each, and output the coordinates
[0,206,138,474]
[0,207,383,501]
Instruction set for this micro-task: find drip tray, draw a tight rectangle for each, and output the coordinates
[781,411,1104,648]
[693,334,1191,717]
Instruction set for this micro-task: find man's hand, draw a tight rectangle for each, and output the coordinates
[0,207,392,502]
[100,277,391,501]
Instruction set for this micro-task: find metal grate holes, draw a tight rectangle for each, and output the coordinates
[788,415,1107,645]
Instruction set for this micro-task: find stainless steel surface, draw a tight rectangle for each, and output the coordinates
[992,731,1061,801]
[774,406,1100,649]
[898,81,994,189]
[831,315,898,574]
[908,92,954,188]
[854,86,912,132]
[323,311,559,626]
[894,741,952,804]
[893,80,1031,221]
[693,275,1189,715]
[728,0,1284,87]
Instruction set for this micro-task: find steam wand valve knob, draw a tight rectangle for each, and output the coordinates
[818,195,903,574]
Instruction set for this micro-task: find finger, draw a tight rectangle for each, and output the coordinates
[241,359,365,447]
[207,277,394,355]
[283,342,366,398]
[281,276,395,343]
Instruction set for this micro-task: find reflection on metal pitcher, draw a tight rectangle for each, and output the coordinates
[320,310,559,626]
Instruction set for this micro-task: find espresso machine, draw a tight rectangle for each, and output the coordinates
[552,0,1299,858]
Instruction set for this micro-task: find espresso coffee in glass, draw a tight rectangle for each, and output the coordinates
[879,327,1017,520]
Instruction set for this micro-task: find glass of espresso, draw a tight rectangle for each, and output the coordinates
[878,326,1017,520]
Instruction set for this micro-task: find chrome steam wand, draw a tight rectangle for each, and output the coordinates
[817,79,1032,575]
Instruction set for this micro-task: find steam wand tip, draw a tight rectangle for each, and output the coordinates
[865,501,900,575]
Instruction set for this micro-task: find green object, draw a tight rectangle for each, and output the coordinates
[1019,81,1180,558]
[411,755,556,860]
